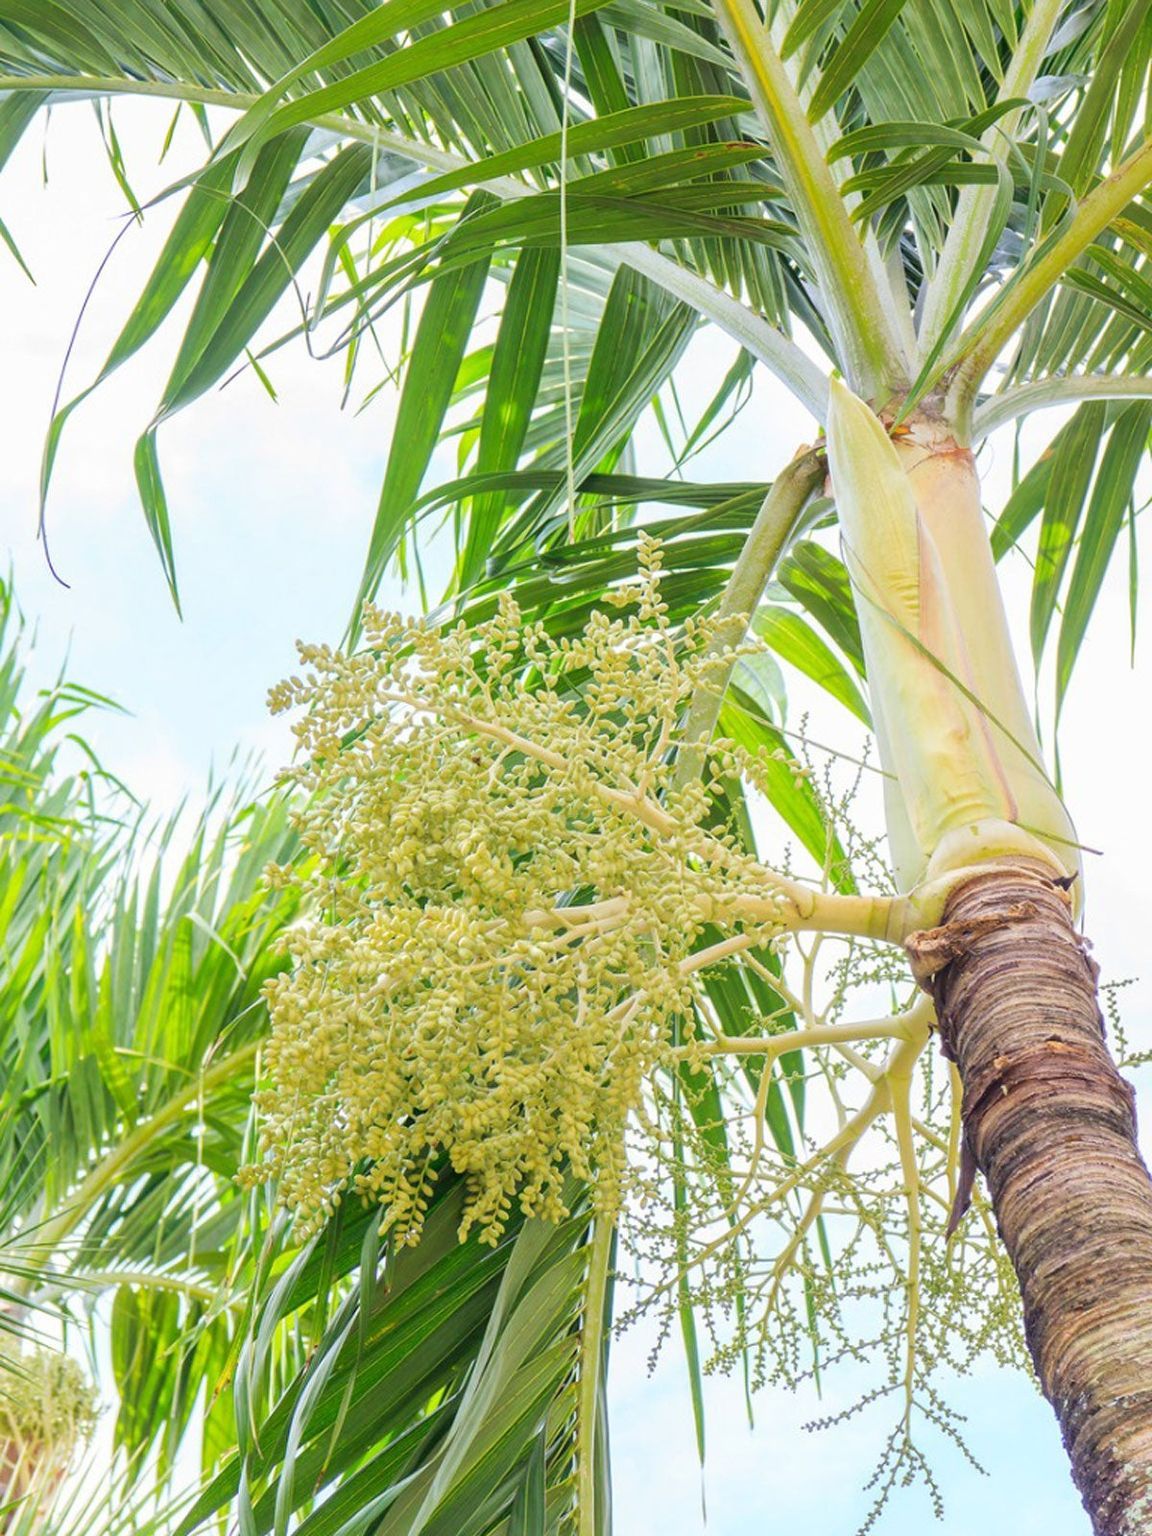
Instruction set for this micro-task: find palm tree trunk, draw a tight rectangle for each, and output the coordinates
[908,860,1152,1535]
[826,382,1152,1527]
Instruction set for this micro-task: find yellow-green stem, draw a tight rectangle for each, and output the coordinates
[709,0,906,398]
[917,0,1065,354]
[577,1210,615,1536]
[673,447,822,790]
[946,135,1152,425]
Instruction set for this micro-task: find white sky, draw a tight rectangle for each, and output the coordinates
[5,96,1149,1534]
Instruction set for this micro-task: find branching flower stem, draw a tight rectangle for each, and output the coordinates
[684,1014,919,1058]
[424,703,904,941]
[526,886,902,947]
[760,1173,837,1320]
[888,1044,925,1429]
[664,1092,883,1294]
[260,554,929,1244]
[648,1004,933,1304]
[724,999,933,1211]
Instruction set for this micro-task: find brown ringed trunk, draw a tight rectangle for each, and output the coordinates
[908,859,1152,1535]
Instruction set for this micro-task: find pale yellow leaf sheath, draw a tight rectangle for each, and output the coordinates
[824,378,1077,887]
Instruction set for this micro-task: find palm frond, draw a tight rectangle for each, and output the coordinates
[176,1177,608,1536]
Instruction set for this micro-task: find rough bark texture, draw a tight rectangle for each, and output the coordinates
[908,860,1152,1535]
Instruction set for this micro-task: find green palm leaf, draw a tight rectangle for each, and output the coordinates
[4,0,1152,1527]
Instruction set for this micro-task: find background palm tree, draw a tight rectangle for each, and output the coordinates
[0,576,319,1494]
[1,0,1151,1532]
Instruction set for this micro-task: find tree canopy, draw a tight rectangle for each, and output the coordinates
[0,0,1150,1530]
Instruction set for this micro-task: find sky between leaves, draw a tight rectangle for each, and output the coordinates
[5,95,1151,1534]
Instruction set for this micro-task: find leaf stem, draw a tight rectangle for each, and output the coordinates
[708,0,906,397]
[916,0,1065,355]
[577,1209,614,1536]
[945,133,1152,426]
[672,445,823,789]
[615,245,830,417]
[973,374,1152,439]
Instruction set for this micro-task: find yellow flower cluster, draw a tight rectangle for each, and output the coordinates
[0,1344,98,1457]
[248,541,787,1243]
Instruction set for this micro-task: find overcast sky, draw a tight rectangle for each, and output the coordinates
[6,96,1148,1534]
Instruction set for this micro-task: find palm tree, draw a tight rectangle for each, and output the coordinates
[0,576,311,1525]
[2,1,1152,1531]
